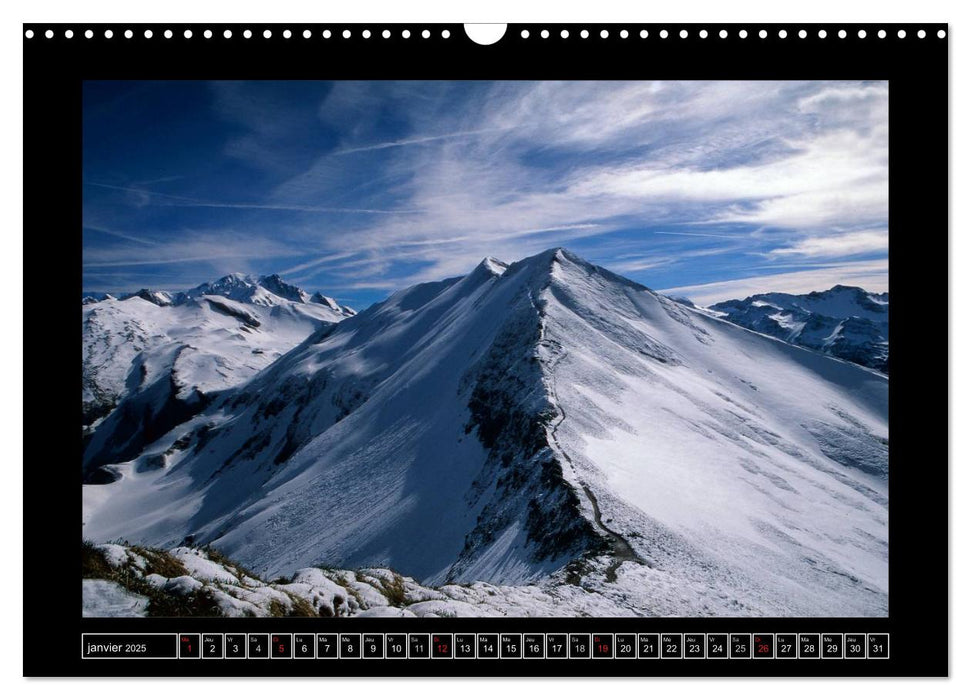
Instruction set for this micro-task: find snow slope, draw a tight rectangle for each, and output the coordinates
[83,249,888,616]
[82,274,354,479]
[708,286,889,373]
[82,579,149,617]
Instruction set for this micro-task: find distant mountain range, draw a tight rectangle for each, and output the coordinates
[82,249,889,617]
[82,273,355,480]
[708,286,889,373]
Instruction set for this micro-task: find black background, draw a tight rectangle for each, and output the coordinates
[23,22,948,678]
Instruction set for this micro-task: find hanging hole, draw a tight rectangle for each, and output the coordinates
[464,24,506,45]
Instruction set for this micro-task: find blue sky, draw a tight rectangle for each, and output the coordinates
[83,80,888,308]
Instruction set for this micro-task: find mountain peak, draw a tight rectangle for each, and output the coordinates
[531,246,576,264]
[477,256,509,276]
[132,288,174,306]
[510,246,651,297]
[257,273,310,303]
[84,271,352,318]
[310,292,356,316]
[213,272,257,286]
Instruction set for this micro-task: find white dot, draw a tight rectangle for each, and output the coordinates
[818,29,827,39]
[698,29,707,39]
[620,29,629,39]
[640,29,648,38]
[442,29,450,39]
[798,29,807,39]
[362,29,371,39]
[382,29,390,38]
[323,29,331,38]
[918,29,926,38]
[25,29,34,39]
[162,29,171,39]
[719,29,727,39]
[264,29,272,39]
[65,29,73,39]
[422,29,430,38]
[243,29,252,39]
[679,29,688,39]
[541,29,549,39]
[125,29,134,39]
[283,29,291,38]
[521,29,529,38]
[580,29,589,39]
[739,29,748,39]
[145,29,153,39]
[660,29,668,39]
[223,29,232,39]
[839,29,847,39]
[86,29,94,39]
[600,29,608,39]
[779,29,787,38]
[45,29,53,38]
[878,29,887,39]
[402,29,410,39]
[342,29,351,39]
[938,29,946,38]
[184,29,192,39]
[898,29,906,38]
[204,29,212,39]
[303,29,311,39]
[858,29,867,39]
[561,29,569,39]
[759,29,767,39]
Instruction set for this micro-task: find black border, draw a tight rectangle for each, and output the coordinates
[23,22,948,678]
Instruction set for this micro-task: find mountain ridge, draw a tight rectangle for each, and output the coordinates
[83,248,889,616]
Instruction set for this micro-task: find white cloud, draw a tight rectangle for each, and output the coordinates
[660,260,889,306]
[82,230,300,271]
[88,81,890,299]
[332,128,504,155]
[87,182,421,215]
[570,128,887,230]
[286,80,888,276]
[767,229,888,258]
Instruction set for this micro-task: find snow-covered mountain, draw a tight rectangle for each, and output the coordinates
[83,250,888,616]
[708,286,889,373]
[82,274,355,481]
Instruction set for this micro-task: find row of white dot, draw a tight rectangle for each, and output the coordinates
[25,26,948,41]
[24,27,452,40]
[523,27,946,40]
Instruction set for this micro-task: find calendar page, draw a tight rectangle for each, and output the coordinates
[22,22,947,677]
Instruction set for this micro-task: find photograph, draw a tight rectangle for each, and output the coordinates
[80,79,889,619]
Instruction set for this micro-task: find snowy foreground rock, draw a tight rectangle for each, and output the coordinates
[83,542,730,617]
[84,249,889,617]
